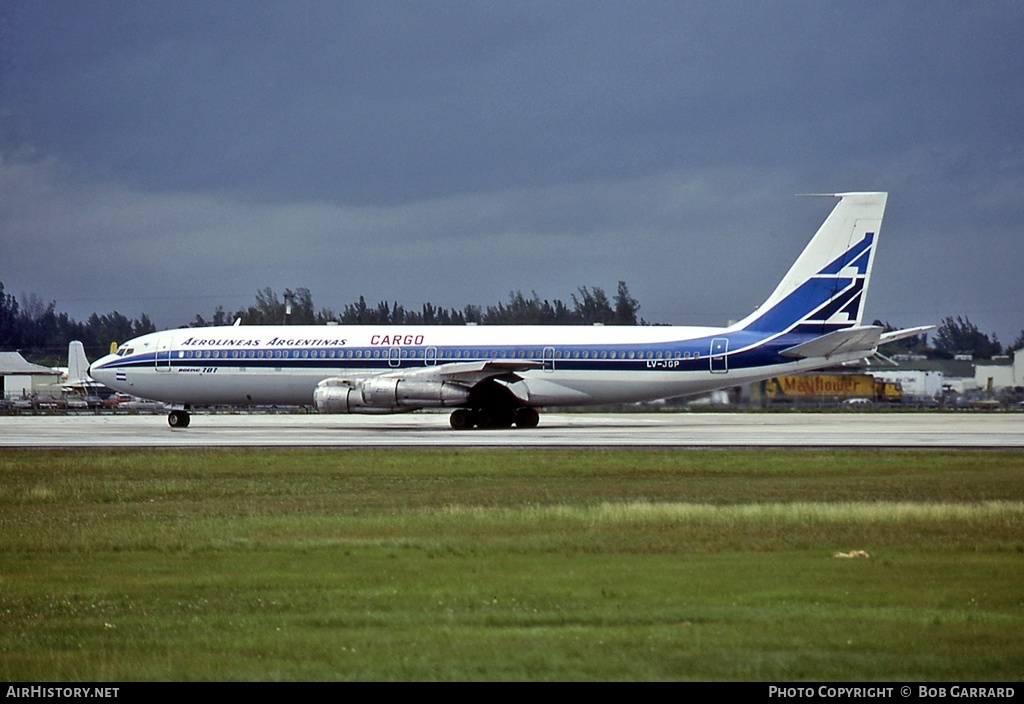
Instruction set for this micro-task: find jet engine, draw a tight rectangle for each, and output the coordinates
[313,377,470,414]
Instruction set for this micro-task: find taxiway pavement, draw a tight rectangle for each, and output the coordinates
[2,412,1022,448]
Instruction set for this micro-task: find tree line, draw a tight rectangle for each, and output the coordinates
[1,282,157,366]
[1,280,642,366]
[2,279,1020,367]
[190,283,642,329]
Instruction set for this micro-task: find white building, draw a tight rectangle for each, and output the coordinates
[871,369,946,403]
[974,349,1023,393]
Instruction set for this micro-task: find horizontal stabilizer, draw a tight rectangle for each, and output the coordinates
[780,326,883,360]
[878,325,937,346]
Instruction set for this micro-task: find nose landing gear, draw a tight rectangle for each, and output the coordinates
[167,409,191,428]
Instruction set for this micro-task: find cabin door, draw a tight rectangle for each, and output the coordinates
[543,347,556,372]
[155,336,172,372]
[710,338,729,374]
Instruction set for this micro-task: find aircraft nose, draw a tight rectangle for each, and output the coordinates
[88,358,109,381]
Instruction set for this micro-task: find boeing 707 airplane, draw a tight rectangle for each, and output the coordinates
[89,192,929,429]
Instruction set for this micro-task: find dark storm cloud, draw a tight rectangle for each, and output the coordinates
[1,1,1022,343]
[13,1,1015,203]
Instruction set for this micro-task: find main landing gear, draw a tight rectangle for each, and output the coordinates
[167,409,191,428]
[449,406,540,430]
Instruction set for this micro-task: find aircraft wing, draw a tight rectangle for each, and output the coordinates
[61,379,107,392]
[780,325,883,360]
[377,359,543,386]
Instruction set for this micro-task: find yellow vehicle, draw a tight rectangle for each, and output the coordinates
[761,374,901,403]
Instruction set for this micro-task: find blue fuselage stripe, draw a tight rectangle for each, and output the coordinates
[97,330,814,375]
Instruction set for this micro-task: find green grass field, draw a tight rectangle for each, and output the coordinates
[1,448,1022,681]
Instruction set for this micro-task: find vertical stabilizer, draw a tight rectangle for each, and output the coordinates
[737,192,886,335]
[67,341,91,384]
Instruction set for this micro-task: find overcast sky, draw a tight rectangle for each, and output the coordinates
[2,1,1022,345]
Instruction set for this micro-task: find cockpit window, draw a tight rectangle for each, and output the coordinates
[116,347,134,357]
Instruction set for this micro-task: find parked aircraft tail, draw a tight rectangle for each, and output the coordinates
[67,341,91,385]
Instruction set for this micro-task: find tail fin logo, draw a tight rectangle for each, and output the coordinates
[792,232,874,334]
[746,236,874,335]
[819,232,874,276]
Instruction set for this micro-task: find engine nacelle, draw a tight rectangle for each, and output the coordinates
[312,383,395,414]
[313,377,470,414]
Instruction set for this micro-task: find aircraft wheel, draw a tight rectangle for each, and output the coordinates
[473,409,514,429]
[449,408,475,430]
[513,407,540,429]
[492,411,514,428]
[168,410,190,428]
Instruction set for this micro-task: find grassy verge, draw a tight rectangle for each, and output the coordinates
[1,448,1022,681]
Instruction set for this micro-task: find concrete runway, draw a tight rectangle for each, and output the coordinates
[2,411,1022,448]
